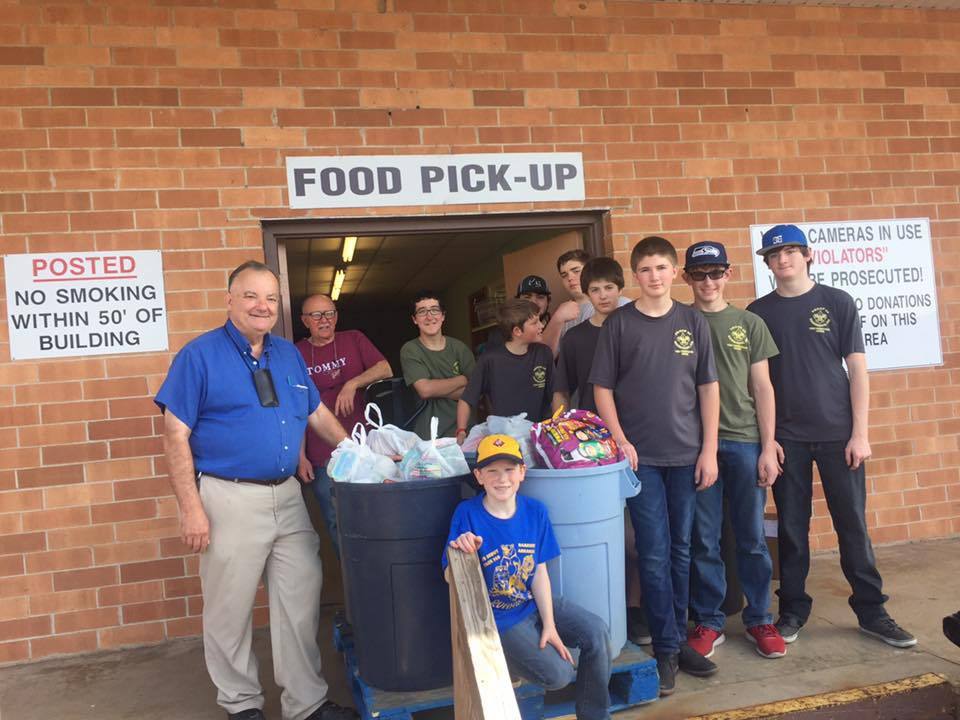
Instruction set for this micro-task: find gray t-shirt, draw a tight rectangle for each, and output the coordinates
[400,336,476,439]
[461,342,554,422]
[747,283,864,443]
[560,296,630,339]
[589,301,717,466]
[555,320,601,414]
[698,304,778,443]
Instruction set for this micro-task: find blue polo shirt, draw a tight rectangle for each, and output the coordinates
[155,319,321,481]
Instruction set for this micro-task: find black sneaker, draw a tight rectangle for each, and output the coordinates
[228,710,265,720]
[678,643,718,677]
[859,616,917,648]
[655,652,679,696]
[943,612,960,648]
[774,615,802,644]
[627,606,652,645]
[305,702,359,720]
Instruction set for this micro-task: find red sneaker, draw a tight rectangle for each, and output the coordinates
[687,624,724,658]
[746,624,787,658]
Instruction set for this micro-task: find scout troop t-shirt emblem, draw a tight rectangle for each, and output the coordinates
[809,307,831,334]
[532,364,547,389]
[452,359,461,374]
[674,329,695,357]
[726,324,749,352]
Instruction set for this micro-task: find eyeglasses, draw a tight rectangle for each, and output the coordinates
[414,307,444,318]
[687,269,727,281]
[304,310,337,321]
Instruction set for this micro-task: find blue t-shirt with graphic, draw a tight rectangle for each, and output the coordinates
[443,494,561,632]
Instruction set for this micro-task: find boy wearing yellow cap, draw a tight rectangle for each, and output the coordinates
[443,435,613,720]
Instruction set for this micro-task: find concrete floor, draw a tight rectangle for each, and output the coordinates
[2,537,958,720]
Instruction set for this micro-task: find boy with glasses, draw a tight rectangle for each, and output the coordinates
[401,290,476,440]
[747,224,915,649]
[681,241,786,662]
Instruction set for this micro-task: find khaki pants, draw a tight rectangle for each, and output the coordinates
[199,475,327,720]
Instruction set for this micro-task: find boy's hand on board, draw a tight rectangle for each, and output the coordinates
[449,532,483,554]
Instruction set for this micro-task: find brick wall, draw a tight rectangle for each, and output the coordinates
[1,0,959,663]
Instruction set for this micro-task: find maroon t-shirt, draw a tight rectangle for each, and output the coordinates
[296,329,386,466]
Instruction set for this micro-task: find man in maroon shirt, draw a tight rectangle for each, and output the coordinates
[296,294,392,552]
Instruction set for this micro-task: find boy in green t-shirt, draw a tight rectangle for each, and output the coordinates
[400,290,476,439]
[682,241,785,662]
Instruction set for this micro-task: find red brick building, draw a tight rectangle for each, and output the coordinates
[1,0,959,663]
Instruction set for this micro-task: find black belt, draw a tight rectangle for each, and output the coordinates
[198,472,291,486]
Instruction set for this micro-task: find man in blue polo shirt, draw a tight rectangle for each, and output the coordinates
[156,261,358,720]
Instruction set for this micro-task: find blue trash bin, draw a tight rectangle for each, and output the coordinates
[518,460,639,656]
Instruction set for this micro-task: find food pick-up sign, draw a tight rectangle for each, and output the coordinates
[286,153,585,209]
[4,251,169,360]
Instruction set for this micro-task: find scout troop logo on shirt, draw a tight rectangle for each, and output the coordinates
[532,365,547,389]
[674,329,695,357]
[809,307,832,334]
[726,324,749,352]
[452,359,461,374]
[483,543,536,611]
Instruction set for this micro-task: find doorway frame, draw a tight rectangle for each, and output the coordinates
[262,209,610,339]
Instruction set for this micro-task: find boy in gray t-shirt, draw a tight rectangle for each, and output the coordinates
[590,236,719,696]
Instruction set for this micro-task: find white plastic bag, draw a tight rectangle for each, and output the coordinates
[326,423,398,484]
[487,413,539,467]
[363,403,421,457]
[461,421,488,453]
[398,417,470,481]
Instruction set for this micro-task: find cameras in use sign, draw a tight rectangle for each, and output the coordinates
[4,250,169,360]
[285,153,585,209]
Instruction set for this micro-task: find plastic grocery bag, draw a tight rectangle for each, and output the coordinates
[487,413,539,467]
[531,408,622,469]
[363,403,420,457]
[327,423,399,483]
[398,417,470,481]
[461,421,488,453]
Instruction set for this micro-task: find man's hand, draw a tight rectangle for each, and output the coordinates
[181,505,210,553]
[845,435,871,470]
[695,450,718,491]
[334,380,358,417]
[449,532,483,554]
[539,623,574,664]
[618,438,638,471]
[757,443,783,488]
[298,455,315,483]
[553,300,580,324]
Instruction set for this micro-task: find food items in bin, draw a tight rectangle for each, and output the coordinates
[531,408,622,469]
[363,402,420,457]
[327,423,399,484]
[398,417,470,481]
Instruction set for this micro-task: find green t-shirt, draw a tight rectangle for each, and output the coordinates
[699,304,778,442]
[400,336,476,439]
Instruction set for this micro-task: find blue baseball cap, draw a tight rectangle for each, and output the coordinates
[757,224,808,256]
[684,241,729,270]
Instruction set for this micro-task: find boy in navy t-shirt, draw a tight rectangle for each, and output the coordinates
[444,435,612,720]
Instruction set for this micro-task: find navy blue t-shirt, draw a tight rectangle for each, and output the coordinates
[443,494,561,632]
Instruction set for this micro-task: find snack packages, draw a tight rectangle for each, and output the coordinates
[531,408,622,469]
[398,417,470,481]
[363,403,420,457]
[327,423,399,484]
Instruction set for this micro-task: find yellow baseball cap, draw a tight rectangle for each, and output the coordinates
[475,434,524,468]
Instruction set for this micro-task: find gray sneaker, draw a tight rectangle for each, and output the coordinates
[774,616,802,644]
[859,616,917,648]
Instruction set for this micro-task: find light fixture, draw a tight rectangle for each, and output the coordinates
[331,268,345,301]
[341,236,357,264]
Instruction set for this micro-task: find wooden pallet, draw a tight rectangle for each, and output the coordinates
[334,615,658,719]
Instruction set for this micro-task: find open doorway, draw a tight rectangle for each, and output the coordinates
[263,211,607,373]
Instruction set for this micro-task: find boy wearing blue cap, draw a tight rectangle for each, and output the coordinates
[682,241,785,662]
[444,434,612,720]
[747,224,916,649]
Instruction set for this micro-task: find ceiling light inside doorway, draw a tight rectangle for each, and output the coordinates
[342,236,357,263]
[331,268,346,301]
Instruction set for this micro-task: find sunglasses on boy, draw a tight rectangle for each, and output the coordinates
[687,268,728,282]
